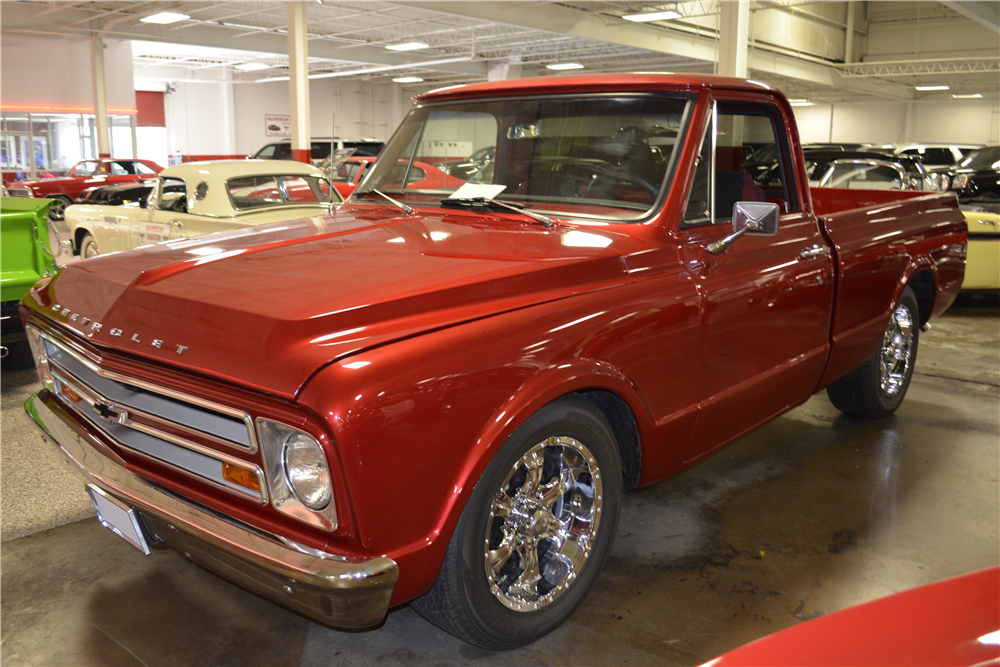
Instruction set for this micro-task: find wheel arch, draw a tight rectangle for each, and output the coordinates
[904,268,935,324]
[416,360,650,577]
[73,226,93,254]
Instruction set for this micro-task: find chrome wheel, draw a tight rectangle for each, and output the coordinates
[879,302,915,398]
[484,436,602,612]
[81,234,100,259]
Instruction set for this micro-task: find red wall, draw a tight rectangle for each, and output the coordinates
[136,91,165,127]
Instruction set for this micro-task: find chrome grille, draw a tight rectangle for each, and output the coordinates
[40,333,267,504]
[7,188,31,197]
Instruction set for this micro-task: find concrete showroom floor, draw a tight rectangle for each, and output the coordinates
[2,294,998,667]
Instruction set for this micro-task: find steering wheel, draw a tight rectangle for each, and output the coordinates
[585,164,659,203]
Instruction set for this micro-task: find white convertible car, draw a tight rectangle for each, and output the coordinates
[65,160,342,258]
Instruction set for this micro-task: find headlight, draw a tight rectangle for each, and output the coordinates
[257,419,337,530]
[284,432,332,509]
[951,174,970,190]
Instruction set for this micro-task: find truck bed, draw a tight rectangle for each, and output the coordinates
[812,189,967,388]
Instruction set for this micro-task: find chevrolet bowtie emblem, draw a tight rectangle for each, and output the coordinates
[93,401,124,424]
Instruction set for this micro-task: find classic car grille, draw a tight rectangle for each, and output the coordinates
[7,188,31,198]
[41,334,267,504]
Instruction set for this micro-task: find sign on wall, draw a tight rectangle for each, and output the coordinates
[265,115,291,137]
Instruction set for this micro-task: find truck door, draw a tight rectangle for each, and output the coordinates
[678,97,836,460]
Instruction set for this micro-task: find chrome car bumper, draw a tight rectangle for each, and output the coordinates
[25,390,398,629]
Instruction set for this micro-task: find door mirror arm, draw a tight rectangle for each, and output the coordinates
[705,201,780,255]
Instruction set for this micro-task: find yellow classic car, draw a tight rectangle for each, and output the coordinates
[962,207,1000,290]
[65,160,342,258]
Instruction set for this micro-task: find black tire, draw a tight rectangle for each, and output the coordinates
[827,285,920,417]
[411,396,622,649]
[79,233,100,259]
[47,195,72,222]
[1,341,35,370]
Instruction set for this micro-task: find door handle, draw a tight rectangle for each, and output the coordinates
[799,245,831,259]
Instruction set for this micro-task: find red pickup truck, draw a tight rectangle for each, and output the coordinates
[6,158,163,219]
[21,74,966,649]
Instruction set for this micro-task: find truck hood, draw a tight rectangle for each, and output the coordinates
[25,206,644,398]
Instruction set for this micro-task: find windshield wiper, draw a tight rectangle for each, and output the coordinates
[440,196,555,228]
[353,188,415,215]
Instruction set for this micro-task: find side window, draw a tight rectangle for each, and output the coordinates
[682,101,796,226]
[255,145,277,159]
[155,177,187,211]
[109,161,131,176]
[273,144,292,160]
[135,162,156,175]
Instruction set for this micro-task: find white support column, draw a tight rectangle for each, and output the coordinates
[845,1,857,64]
[487,57,522,81]
[288,0,311,163]
[717,0,750,78]
[91,35,111,157]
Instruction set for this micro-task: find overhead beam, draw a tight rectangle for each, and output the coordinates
[941,1,1000,33]
[404,1,913,100]
[0,2,487,77]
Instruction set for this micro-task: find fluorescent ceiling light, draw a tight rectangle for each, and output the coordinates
[393,76,424,83]
[235,62,269,71]
[622,10,681,22]
[952,93,983,99]
[140,11,189,24]
[546,63,584,71]
[915,85,949,91]
[386,42,428,52]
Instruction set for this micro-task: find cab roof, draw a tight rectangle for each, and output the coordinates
[416,73,780,103]
[160,159,325,181]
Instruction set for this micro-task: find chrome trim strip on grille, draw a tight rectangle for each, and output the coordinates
[40,331,258,454]
[25,392,398,630]
[50,368,268,504]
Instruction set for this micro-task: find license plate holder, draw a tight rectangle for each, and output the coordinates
[86,485,151,555]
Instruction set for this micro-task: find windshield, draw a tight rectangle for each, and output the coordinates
[960,146,1000,171]
[357,95,691,221]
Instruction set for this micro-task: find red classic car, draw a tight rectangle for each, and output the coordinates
[21,74,967,649]
[330,156,465,198]
[6,158,163,219]
[702,567,1000,666]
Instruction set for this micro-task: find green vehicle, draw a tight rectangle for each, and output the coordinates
[2,197,60,368]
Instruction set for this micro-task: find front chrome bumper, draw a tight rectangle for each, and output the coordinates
[25,390,398,629]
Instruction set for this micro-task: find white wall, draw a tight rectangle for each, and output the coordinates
[1,33,135,113]
[146,66,237,158]
[232,79,405,157]
[792,100,998,146]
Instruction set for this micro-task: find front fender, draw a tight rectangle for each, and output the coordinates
[295,274,699,604]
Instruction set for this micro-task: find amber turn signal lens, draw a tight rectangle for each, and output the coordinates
[62,385,81,403]
[223,462,261,493]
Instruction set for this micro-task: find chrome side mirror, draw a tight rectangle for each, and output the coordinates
[706,202,780,255]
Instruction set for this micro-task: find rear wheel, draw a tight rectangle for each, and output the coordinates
[827,285,920,417]
[412,396,622,649]
[79,233,100,259]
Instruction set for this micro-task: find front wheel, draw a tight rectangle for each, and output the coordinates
[47,195,72,222]
[411,396,622,649]
[79,233,100,259]
[827,285,920,417]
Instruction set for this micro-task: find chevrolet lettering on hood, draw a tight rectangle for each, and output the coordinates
[49,303,187,354]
